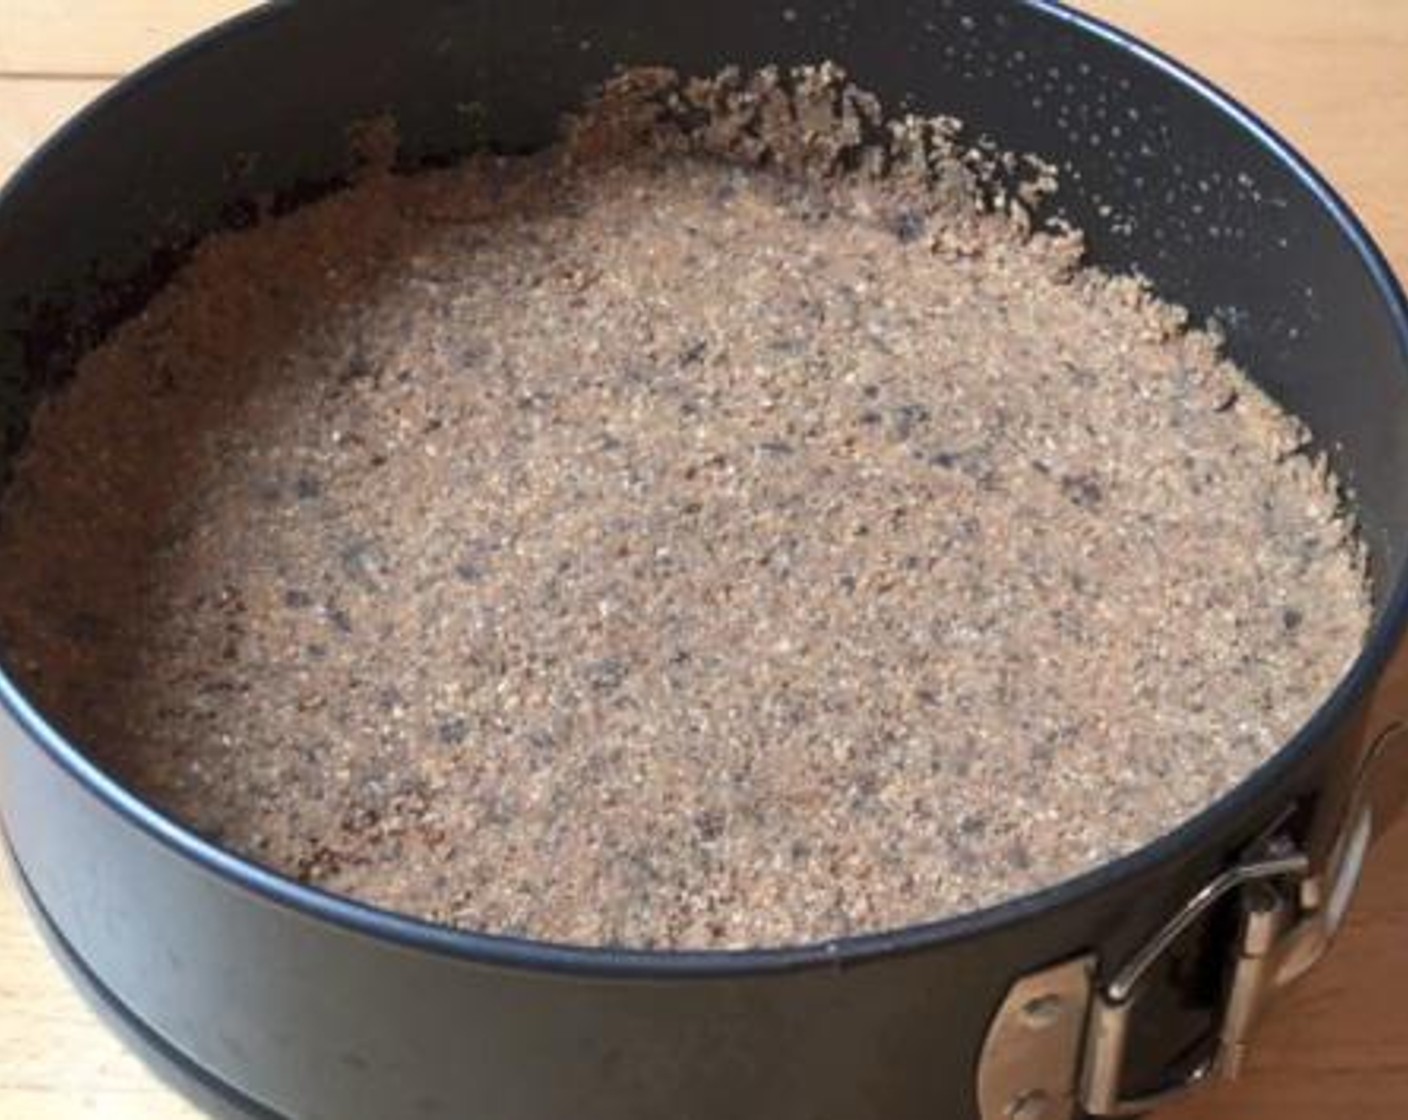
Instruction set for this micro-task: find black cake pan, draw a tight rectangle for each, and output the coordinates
[2,3,1408,1118]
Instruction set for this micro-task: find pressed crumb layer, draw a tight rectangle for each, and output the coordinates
[0,67,1369,948]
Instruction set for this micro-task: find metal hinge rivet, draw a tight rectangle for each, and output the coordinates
[1006,1089,1052,1120]
[1019,994,1066,1029]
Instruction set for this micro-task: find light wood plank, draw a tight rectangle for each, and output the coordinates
[0,78,112,186]
[0,0,254,77]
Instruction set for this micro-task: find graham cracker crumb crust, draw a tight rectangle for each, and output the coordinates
[0,66,1369,949]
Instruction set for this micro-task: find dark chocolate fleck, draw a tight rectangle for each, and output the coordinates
[437,717,469,745]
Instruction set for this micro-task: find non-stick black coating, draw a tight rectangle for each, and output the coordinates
[1,3,1406,1119]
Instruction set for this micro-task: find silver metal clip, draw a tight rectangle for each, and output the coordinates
[1079,846,1312,1116]
[978,720,1404,1120]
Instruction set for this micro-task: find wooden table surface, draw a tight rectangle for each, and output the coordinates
[2,2,1407,1117]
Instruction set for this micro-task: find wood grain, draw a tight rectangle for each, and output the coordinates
[1,2,1406,1117]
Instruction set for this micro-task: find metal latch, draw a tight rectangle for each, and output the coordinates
[978,721,1407,1120]
[1079,842,1323,1116]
